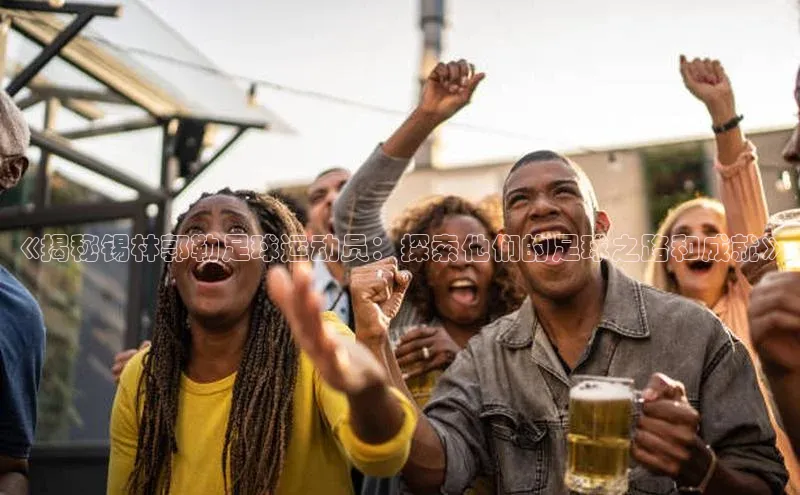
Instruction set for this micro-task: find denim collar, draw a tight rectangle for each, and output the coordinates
[498,259,651,349]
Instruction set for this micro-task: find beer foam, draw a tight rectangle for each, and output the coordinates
[570,380,632,401]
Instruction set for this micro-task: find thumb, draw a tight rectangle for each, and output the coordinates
[139,340,152,350]
[385,270,412,318]
[467,72,486,96]
[643,372,686,402]
[679,55,691,82]
[267,265,296,324]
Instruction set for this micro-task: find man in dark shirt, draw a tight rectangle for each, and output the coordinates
[0,89,46,494]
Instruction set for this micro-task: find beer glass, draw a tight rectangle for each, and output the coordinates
[768,209,800,272]
[565,375,641,494]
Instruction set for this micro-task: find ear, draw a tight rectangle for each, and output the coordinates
[594,211,611,238]
[496,228,506,249]
[0,155,29,190]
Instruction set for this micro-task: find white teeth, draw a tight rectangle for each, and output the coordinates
[532,231,569,244]
[450,280,476,289]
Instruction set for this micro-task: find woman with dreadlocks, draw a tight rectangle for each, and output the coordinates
[107,189,417,495]
[333,60,524,495]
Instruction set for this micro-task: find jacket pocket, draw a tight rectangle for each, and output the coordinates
[481,405,549,494]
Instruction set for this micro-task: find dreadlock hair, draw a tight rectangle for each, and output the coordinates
[390,195,525,325]
[126,188,306,495]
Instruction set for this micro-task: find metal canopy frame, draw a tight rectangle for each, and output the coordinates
[0,1,261,348]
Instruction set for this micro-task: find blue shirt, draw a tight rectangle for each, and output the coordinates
[312,255,350,326]
[0,265,46,458]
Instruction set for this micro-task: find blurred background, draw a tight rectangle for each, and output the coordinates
[0,0,797,492]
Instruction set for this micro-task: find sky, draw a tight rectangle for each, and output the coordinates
[10,0,800,218]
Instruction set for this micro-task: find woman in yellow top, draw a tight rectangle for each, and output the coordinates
[645,56,800,493]
[108,189,417,495]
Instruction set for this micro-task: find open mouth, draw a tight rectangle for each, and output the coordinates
[530,231,574,263]
[192,260,234,283]
[448,279,478,306]
[686,259,714,274]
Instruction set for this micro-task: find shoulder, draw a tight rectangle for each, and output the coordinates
[463,308,525,356]
[638,283,733,349]
[0,267,46,344]
[117,349,148,397]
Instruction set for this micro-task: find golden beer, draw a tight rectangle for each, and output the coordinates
[565,377,634,494]
[774,223,800,272]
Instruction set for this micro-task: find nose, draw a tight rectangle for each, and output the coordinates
[527,194,559,219]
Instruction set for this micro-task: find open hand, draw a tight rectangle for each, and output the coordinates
[268,262,387,395]
[418,59,485,122]
[394,326,459,379]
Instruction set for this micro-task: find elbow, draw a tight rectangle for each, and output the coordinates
[400,467,445,495]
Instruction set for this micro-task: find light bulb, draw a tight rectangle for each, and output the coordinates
[49,0,66,8]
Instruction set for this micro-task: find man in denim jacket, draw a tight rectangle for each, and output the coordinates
[355,136,787,493]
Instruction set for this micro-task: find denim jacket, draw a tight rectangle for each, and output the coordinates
[422,260,788,494]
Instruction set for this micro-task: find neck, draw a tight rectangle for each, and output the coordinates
[530,264,606,368]
[680,284,726,310]
[186,314,250,383]
[442,319,483,349]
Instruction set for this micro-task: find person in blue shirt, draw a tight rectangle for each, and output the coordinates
[0,88,46,494]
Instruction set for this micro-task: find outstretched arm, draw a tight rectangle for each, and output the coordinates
[333,60,485,268]
[680,56,768,242]
[349,258,487,494]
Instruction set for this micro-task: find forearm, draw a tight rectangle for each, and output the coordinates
[401,419,447,494]
[382,108,443,159]
[348,382,406,444]
[358,331,447,492]
[706,98,745,166]
[705,462,772,495]
[0,472,28,495]
[764,369,800,459]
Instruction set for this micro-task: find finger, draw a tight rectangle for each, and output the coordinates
[398,325,437,344]
[268,264,330,358]
[396,345,435,368]
[701,58,714,83]
[139,340,152,350]
[634,427,692,465]
[401,361,428,381]
[430,62,447,82]
[638,413,697,447]
[643,372,686,401]
[395,336,436,360]
[114,349,137,363]
[641,399,700,428]
[632,441,682,478]
[711,60,726,85]
[750,312,800,345]
[679,54,691,82]
[403,355,447,379]
[446,61,460,91]
[457,59,470,86]
[467,72,486,96]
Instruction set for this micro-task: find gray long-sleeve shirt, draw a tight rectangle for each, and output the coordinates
[332,144,424,337]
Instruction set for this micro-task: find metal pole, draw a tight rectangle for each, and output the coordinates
[5,13,94,96]
[0,15,11,83]
[415,0,445,169]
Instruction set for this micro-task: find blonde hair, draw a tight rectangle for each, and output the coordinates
[644,197,727,294]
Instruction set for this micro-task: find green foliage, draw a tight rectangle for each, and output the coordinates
[641,143,709,232]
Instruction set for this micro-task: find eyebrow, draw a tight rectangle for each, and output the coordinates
[505,178,580,197]
[182,208,252,224]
